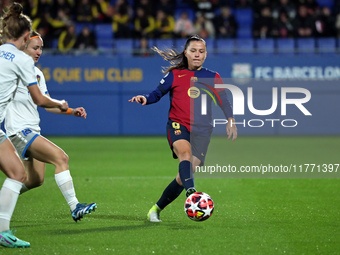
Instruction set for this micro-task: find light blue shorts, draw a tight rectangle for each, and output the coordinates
[9,129,40,160]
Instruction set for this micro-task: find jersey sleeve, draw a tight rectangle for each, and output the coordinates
[18,57,38,87]
[36,67,48,94]
[144,71,174,105]
[214,72,234,118]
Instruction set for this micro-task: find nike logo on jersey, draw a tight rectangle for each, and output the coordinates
[185,178,192,181]
[178,74,187,77]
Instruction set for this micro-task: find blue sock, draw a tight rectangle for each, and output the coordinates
[156,178,184,210]
[179,160,195,191]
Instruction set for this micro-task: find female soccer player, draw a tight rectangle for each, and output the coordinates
[5,31,97,224]
[129,35,237,222]
[0,2,68,248]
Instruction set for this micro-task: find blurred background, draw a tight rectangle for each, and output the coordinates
[2,0,339,136]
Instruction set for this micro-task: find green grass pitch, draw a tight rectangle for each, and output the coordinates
[2,136,339,254]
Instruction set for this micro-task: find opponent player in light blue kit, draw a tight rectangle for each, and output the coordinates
[0,2,69,248]
[5,31,97,224]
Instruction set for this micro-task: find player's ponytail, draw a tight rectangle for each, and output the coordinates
[0,2,32,41]
[153,35,206,73]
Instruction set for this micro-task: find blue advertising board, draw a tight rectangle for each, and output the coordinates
[35,54,339,136]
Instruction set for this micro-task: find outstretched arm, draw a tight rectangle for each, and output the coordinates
[129,71,173,106]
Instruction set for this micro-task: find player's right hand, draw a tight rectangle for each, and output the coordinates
[128,95,147,105]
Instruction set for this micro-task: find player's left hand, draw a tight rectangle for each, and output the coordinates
[73,107,87,119]
[226,117,237,141]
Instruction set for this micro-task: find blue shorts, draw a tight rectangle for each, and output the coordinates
[166,120,211,166]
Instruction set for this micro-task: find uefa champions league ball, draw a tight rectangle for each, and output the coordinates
[184,192,214,221]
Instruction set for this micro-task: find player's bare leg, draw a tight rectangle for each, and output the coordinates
[23,136,97,222]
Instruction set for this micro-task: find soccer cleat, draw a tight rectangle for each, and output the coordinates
[71,202,97,222]
[0,230,30,248]
[185,187,197,197]
[147,205,162,222]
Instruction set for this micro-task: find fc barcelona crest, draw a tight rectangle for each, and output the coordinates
[190,77,197,82]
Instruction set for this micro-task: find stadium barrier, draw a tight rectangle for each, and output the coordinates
[35,54,339,136]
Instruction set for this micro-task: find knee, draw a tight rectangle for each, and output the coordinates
[61,152,69,165]
[177,151,191,161]
[56,151,69,166]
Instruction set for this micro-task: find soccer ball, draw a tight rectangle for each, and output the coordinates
[184,192,214,221]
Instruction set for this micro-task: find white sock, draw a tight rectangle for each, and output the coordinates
[55,170,79,211]
[20,184,29,194]
[0,178,23,232]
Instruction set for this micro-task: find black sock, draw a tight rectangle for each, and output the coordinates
[156,178,184,210]
[179,160,195,191]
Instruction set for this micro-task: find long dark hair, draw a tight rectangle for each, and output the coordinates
[0,2,32,42]
[152,35,206,73]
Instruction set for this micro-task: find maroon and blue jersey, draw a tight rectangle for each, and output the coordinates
[145,67,233,136]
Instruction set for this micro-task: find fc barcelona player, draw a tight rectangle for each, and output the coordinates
[129,35,237,222]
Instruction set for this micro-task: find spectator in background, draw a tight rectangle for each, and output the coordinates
[194,14,216,39]
[58,23,77,53]
[92,0,111,23]
[314,6,336,37]
[272,0,296,19]
[134,37,154,57]
[51,0,73,19]
[30,0,52,19]
[174,11,195,38]
[293,4,314,37]
[154,10,175,39]
[32,12,56,46]
[272,11,295,38]
[32,10,72,47]
[253,0,271,19]
[53,9,73,36]
[75,26,97,50]
[134,7,155,38]
[253,6,274,38]
[299,0,319,14]
[194,0,217,20]
[214,6,238,38]
[75,0,93,22]
[112,0,132,38]
[156,0,175,16]
[136,0,154,16]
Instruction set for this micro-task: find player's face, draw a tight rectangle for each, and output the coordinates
[184,41,207,70]
[25,37,43,63]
